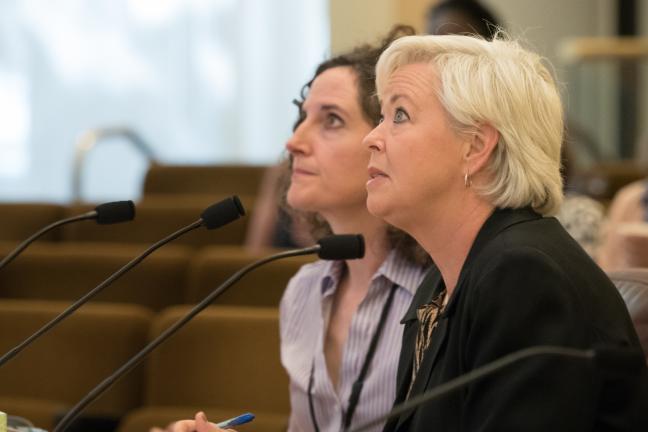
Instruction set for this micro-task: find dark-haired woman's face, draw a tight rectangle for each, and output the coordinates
[285,66,374,218]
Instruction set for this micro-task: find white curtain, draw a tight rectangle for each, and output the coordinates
[0,0,329,202]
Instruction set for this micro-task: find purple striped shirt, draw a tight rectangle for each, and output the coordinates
[280,250,427,432]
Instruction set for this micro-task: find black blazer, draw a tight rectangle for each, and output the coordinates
[384,207,648,432]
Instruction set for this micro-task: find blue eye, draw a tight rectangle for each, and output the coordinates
[378,114,385,124]
[394,108,409,123]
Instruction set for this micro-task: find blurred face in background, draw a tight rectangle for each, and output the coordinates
[427,10,481,36]
[286,66,374,219]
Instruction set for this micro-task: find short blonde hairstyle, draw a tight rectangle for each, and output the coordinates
[376,33,564,215]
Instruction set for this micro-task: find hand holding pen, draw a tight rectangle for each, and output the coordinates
[149,411,254,432]
[212,412,255,429]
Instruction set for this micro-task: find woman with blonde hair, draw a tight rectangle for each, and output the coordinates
[363,34,647,431]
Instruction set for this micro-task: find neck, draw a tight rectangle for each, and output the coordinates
[324,208,390,289]
[405,193,493,296]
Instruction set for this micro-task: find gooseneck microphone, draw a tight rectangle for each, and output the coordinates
[348,345,646,432]
[0,196,245,369]
[54,234,365,432]
[0,200,136,272]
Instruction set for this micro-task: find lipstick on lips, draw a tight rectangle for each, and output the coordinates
[367,166,388,187]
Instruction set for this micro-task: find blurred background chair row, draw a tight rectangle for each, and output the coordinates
[142,164,267,199]
[1,164,269,247]
[0,243,315,311]
[0,301,288,432]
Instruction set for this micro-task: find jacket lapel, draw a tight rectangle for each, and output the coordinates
[389,269,444,431]
[393,315,449,431]
[392,268,441,401]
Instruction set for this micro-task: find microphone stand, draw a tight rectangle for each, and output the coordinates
[348,346,596,432]
[0,196,243,369]
[0,212,97,271]
[0,220,202,368]
[53,245,321,432]
[0,201,135,273]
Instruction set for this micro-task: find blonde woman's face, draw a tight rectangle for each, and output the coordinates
[364,63,467,228]
[285,66,374,216]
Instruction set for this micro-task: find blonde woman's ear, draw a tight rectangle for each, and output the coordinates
[466,123,499,175]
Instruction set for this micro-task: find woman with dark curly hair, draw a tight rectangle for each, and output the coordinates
[155,26,431,432]
[278,25,431,432]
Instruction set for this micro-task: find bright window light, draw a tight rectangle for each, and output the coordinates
[0,72,30,177]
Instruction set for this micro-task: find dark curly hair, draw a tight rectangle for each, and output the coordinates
[281,25,430,267]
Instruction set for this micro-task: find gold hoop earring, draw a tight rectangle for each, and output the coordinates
[464,171,472,188]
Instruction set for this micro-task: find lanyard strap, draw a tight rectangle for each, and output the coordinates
[308,283,399,432]
[307,362,321,432]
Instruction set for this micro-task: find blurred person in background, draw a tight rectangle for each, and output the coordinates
[598,178,648,270]
[244,158,313,252]
[426,0,500,38]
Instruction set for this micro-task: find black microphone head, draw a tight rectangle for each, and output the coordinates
[317,234,365,260]
[94,201,136,224]
[201,196,246,230]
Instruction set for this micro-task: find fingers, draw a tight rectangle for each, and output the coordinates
[194,411,235,432]
[151,411,236,432]
[165,419,198,432]
[195,412,215,432]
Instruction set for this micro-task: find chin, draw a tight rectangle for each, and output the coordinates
[367,195,411,231]
[286,190,317,213]
[286,190,304,210]
[366,194,390,219]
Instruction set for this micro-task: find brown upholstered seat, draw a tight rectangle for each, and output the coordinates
[0,243,191,310]
[607,268,648,364]
[0,300,153,430]
[142,164,268,198]
[184,246,316,306]
[117,305,289,432]
[0,203,65,242]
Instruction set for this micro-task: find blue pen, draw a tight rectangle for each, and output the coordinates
[213,412,255,429]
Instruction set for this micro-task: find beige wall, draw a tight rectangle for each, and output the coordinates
[328,0,645,160]
[329,0,432,53]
